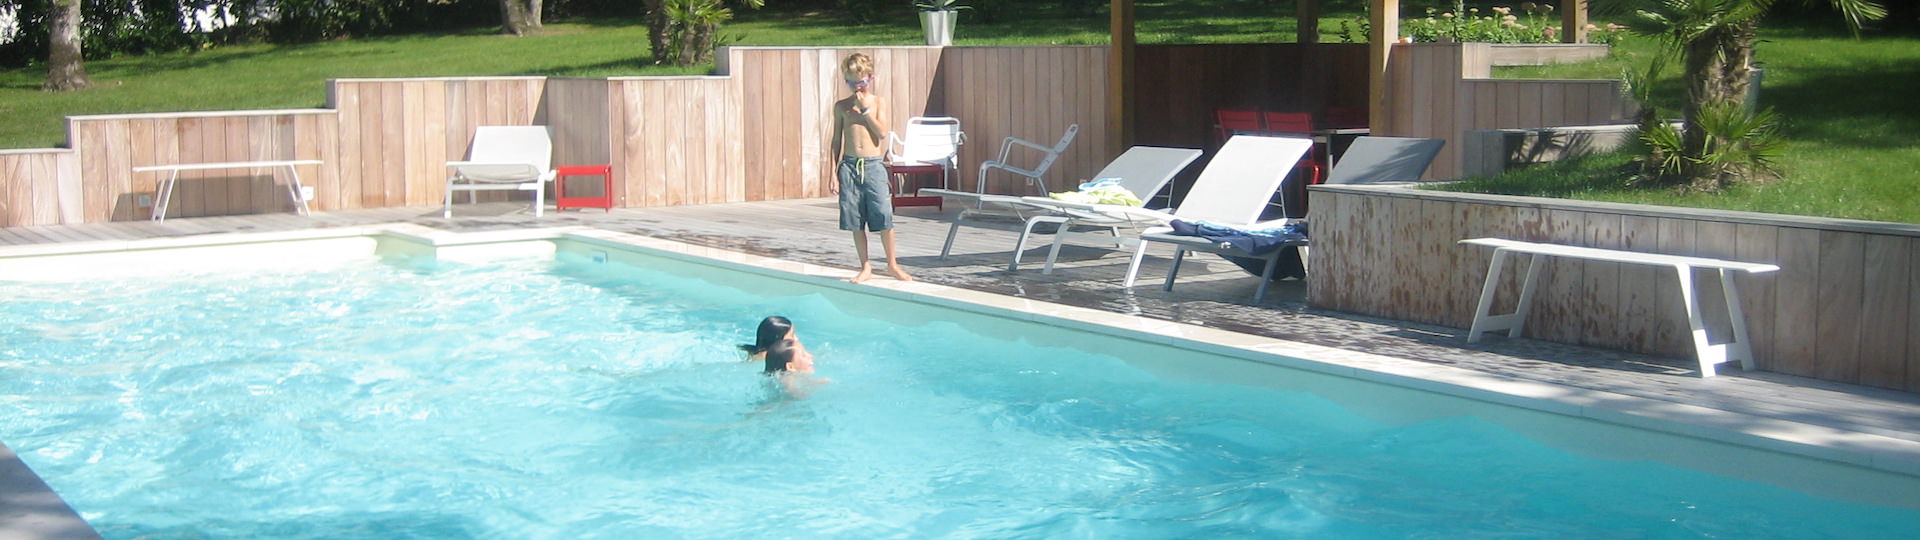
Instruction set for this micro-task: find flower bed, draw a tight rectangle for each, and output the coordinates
[1400,3,1623,44]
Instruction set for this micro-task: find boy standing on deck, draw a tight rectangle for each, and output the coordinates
[830,52,913,283]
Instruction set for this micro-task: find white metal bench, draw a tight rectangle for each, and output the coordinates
[133,160,321,221]
[1459,238,1781,377]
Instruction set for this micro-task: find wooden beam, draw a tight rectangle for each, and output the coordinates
[1298,0,1321,44]
[1110,0,1136,152]
[1369,0,1399,131]
[1561,0,1589,44]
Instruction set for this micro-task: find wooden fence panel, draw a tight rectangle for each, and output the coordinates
[1772,227,1822,376]
[1310,185,1920,392]
[0,151,64,227]
[1858,234,1911,389]
[1386,43,1636,180]
[1532,209,1587,343]
[1580,212,1625,347]
[1692,220,1740,346]
[1814,230,1867,382]
[1734,223,1780,368]
[1910,238,1920,391]
[222,116,251,215]
[60,111,335,221]
[545,78,610,198]
[1440,200,1479,328]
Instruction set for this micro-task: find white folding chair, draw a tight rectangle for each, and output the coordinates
[888,117,965,186]
[976,123,1079,195]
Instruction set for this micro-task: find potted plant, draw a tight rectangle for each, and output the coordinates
[916,0,969,46]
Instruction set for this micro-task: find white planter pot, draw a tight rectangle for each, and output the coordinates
[919,10,957,46]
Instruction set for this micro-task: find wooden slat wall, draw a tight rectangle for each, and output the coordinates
[0,150,79,227]
[724,46,1110,199]
[328,77,546,208]
[544,78,615,202]
[603,76,742,207]
[18,45,1214,225]
[63,111,335,222]
[937,46,1110,195]
[1381,43,1636,179]
[1309,186,1920,392]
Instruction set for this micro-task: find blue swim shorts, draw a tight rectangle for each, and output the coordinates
[837,156,894,232]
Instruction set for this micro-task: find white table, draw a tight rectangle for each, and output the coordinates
[133,160,321,221]
[1460,238,1781,378]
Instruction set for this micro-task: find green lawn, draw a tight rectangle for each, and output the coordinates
[0,2,1339,149]
[3,4,1914,223]
[1466,21,1920,224]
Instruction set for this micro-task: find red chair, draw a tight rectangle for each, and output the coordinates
[1261,112,1323,185]
[1214,108,1264,148]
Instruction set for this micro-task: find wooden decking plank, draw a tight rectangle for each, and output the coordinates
[0,227,38,245]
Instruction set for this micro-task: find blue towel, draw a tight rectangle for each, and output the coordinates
[1167,220,1308,256]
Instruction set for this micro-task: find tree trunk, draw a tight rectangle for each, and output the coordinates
[44,0,92,92]
[645,0,671,65]
[687,23,714,66]
[501,0,536,35]
[1678,19,1756,168]
[528,0,544,29]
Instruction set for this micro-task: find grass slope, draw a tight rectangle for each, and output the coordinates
[0,2,1337,148]
[1,5,1913,222]
[1462,21,1920,223]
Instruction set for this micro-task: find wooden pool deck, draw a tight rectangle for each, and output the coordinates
[6,199,1920,455]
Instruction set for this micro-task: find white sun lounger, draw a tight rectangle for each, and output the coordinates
[920,146,1202,272]
[1131,136,1446,303]
[444,125,557,218]
[1115,136,1315,302]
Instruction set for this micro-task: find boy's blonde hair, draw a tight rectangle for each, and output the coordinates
[841,53,874,78]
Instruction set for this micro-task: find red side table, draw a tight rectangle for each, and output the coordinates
[883,161,946,209]
[554,164,615,212]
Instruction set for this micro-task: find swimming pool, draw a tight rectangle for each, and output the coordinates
[4,228,1920,538]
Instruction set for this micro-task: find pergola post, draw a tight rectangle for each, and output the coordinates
[1109,0,1136,152]
[1369,0,1399,131]
[1298,0,1321,44]
[1561,0,1589,43]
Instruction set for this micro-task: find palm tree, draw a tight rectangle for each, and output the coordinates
[650,0,763,67]
[1618,0,1884,185]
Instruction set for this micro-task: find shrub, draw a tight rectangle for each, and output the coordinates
[1633,101,1785,192]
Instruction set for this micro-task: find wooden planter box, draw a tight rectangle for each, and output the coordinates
[1487,43,1610,66]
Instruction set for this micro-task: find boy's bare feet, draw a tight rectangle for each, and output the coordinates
[889,266,914,282]
[849,265,875,283]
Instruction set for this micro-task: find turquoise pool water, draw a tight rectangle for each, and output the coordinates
[3,252,1919,538]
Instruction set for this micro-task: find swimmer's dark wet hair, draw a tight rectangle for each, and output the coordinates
[739,316,793,355]
[763,339,800,374]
